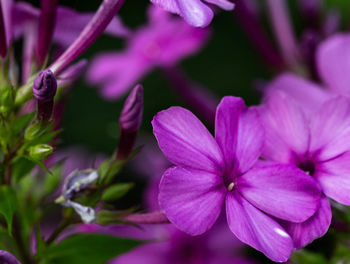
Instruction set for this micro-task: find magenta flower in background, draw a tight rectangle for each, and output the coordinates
[150,0,235,27]
[110,225,253,264]
[9,1,129,82]
[152,96,321,262]
[260,91,350,248]
[87,6,209,99]
[265,33,350,115]
[11,2,130,48]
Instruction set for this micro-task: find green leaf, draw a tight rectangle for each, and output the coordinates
[12,157,36,182]
[291,250,328,264]
[101,183,134,202]
[40,234,141,264]
[12,112,35,135]
[0,186,17,234]
[98,159,125,185]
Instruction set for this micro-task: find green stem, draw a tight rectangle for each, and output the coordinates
[13,216,34,264]
[46,213,74,245]
[14,77,35,106]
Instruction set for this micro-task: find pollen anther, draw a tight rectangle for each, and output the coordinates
[228,182,235,191]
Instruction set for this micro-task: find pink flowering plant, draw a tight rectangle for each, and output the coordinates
[1,0,350,263]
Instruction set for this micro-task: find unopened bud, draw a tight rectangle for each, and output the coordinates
[33,70,57,121]
[116,85,143,160]
[28,144,53,161]
[33,70,57,102]
[119,84,143,132]
[24,122,47,141]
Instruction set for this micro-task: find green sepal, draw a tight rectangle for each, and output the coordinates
[96,208,136,226]
[12,112,35,135]
[101,183,134,202]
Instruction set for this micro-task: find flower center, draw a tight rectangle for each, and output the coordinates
[297,160,315,176]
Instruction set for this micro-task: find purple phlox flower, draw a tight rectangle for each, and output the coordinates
[152,96,321,262]
[87,5,209,99]
[0,250,20,264]
[259,91,350,248]
[77,136,253,264]
[265,33,350,116]
[11,2,130,48]
[10,1,128,82]
[150,0,234,27]
[111,225,254,264]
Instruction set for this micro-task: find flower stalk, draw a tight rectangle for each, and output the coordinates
[0,1,7,58]
[49,0,125,76]
[36,0,58,66]
[123,211,170,224]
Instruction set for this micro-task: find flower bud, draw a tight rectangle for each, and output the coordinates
[116,84,143,160]
[33,70,57,102]
[28,144,53,161]
[24,122,47,141]
[119,84,143,132]
[33,70,57,122]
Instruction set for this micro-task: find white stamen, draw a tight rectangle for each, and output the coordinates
[227,182,235,191]
[274,228,289,237]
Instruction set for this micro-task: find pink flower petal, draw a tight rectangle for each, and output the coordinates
[260,91,310,163]
[152,106,224,173]
[283,195,331,249]
[204,0,235,10]
[315,151,350,205]
[226,192,293,262]
[317,33,350,96]
[53,7,130,47]
[238,164,321,222]
[87,53,149,99]
[176,0,214,27]
[265,73,331,117]
[235,107,264,174]
[215,96,245,172]
[150,0,181,14]
[159,166,225,235]
[310,96,350,161]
